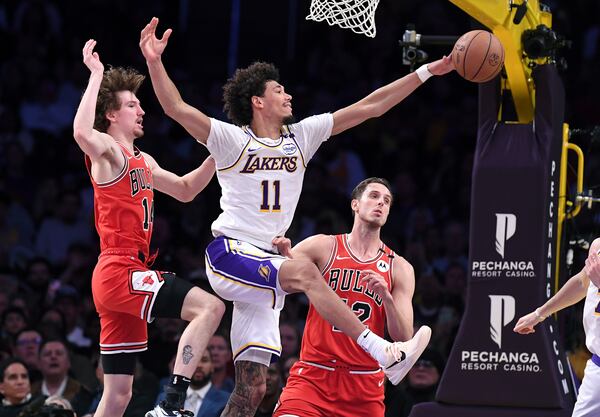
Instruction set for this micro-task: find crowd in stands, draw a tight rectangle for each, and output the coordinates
[1,0,599,416]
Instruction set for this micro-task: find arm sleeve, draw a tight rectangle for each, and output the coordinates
[204,118,249,168]
[289,113,333,164]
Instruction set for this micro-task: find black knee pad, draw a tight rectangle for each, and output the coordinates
[102,352,137,375]
[153,272,195,319]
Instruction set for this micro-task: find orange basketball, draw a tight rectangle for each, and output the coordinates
[452,30,505,83]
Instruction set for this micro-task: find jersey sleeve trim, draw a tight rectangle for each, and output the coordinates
[86,149,129,188]
[321,235,338,275]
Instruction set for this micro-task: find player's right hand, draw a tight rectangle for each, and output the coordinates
[513,311,542,334]
[428,54,455,75]
[82,39,104,74]
[140,17,172,62]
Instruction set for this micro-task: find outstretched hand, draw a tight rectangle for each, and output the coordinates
[513,311,543,334]
[82,39,104,74]
[427,55,455,76]
[140,17,172,62]
[272,236,293,258]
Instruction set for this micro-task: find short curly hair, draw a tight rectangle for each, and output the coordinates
[94,66,145,133]
[222,62,279,126]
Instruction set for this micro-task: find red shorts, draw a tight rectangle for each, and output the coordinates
[274,361,385,417]
[92,251,166,355]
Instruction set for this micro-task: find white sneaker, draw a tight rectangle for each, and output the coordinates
[382,325,432,385]
[145,403,194,417]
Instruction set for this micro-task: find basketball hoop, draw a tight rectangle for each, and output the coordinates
[306,0,381,38]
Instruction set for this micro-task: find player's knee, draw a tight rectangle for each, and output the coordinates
[182,290,224,322]
[208,296,226,321]
[104,387,132,411]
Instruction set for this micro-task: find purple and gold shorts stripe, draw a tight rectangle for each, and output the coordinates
[233,342,282,362]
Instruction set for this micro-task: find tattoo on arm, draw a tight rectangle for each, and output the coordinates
[182,345,194,365]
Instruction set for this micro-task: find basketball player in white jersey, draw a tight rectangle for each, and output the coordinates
[140,16,454,417]
[514,238,600,417]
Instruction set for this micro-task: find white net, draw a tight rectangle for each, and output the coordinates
[306,0,381,38]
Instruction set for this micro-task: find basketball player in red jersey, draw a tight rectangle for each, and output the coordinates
[73,39,225,417]
[274,177,418,417]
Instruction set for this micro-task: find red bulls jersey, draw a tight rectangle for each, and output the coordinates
[300,234,394,368]
[86,144,154,258]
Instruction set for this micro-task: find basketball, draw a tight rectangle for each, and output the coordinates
[452,30,505,83]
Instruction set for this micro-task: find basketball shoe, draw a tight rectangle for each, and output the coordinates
[145,402,194,417]
[382,325,431,385]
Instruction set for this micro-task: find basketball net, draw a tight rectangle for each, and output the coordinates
[306,0,380,38]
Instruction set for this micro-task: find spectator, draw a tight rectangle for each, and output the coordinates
[0,308,28,344]
[52,286,91,350]
[207,334,234,393]
[31,339,93,416]
[0,357,39,417]
[279,322,300,364]
[11,329,42,384]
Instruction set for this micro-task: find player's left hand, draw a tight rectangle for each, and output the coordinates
[513,311,543,334]
[360,270,392,302]
[427,55,455,75]
[140,17,172,62]
[273,236,293,258]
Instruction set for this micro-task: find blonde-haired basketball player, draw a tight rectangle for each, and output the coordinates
[140,16,454,417]
[515,238,600,417]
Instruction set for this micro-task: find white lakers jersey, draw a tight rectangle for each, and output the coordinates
[205,113,333,251]
[583,282,600,355]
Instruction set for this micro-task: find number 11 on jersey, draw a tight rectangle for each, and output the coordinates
[260,180,281,212]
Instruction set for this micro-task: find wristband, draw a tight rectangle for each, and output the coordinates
[416,64,434,83]
[534,308,546,321]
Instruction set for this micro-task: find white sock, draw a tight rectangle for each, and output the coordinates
[356,328,390,365]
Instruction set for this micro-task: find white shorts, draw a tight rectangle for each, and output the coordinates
[205,236,288,362]
[572,356,600,417]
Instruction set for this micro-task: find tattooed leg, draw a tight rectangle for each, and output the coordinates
[221,361,267,417]
[182,344,194,365]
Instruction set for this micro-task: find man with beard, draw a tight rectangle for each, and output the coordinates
[157,349,229,417]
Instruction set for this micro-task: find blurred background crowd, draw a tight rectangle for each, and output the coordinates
[0,0,599,416]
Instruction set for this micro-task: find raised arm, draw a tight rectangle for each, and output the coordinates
[72,40,115,159]
[331,56,454,136]
[513,269,589,334]
[360,256,415,342]
[140,17,211,144]
[143,153,216,202]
